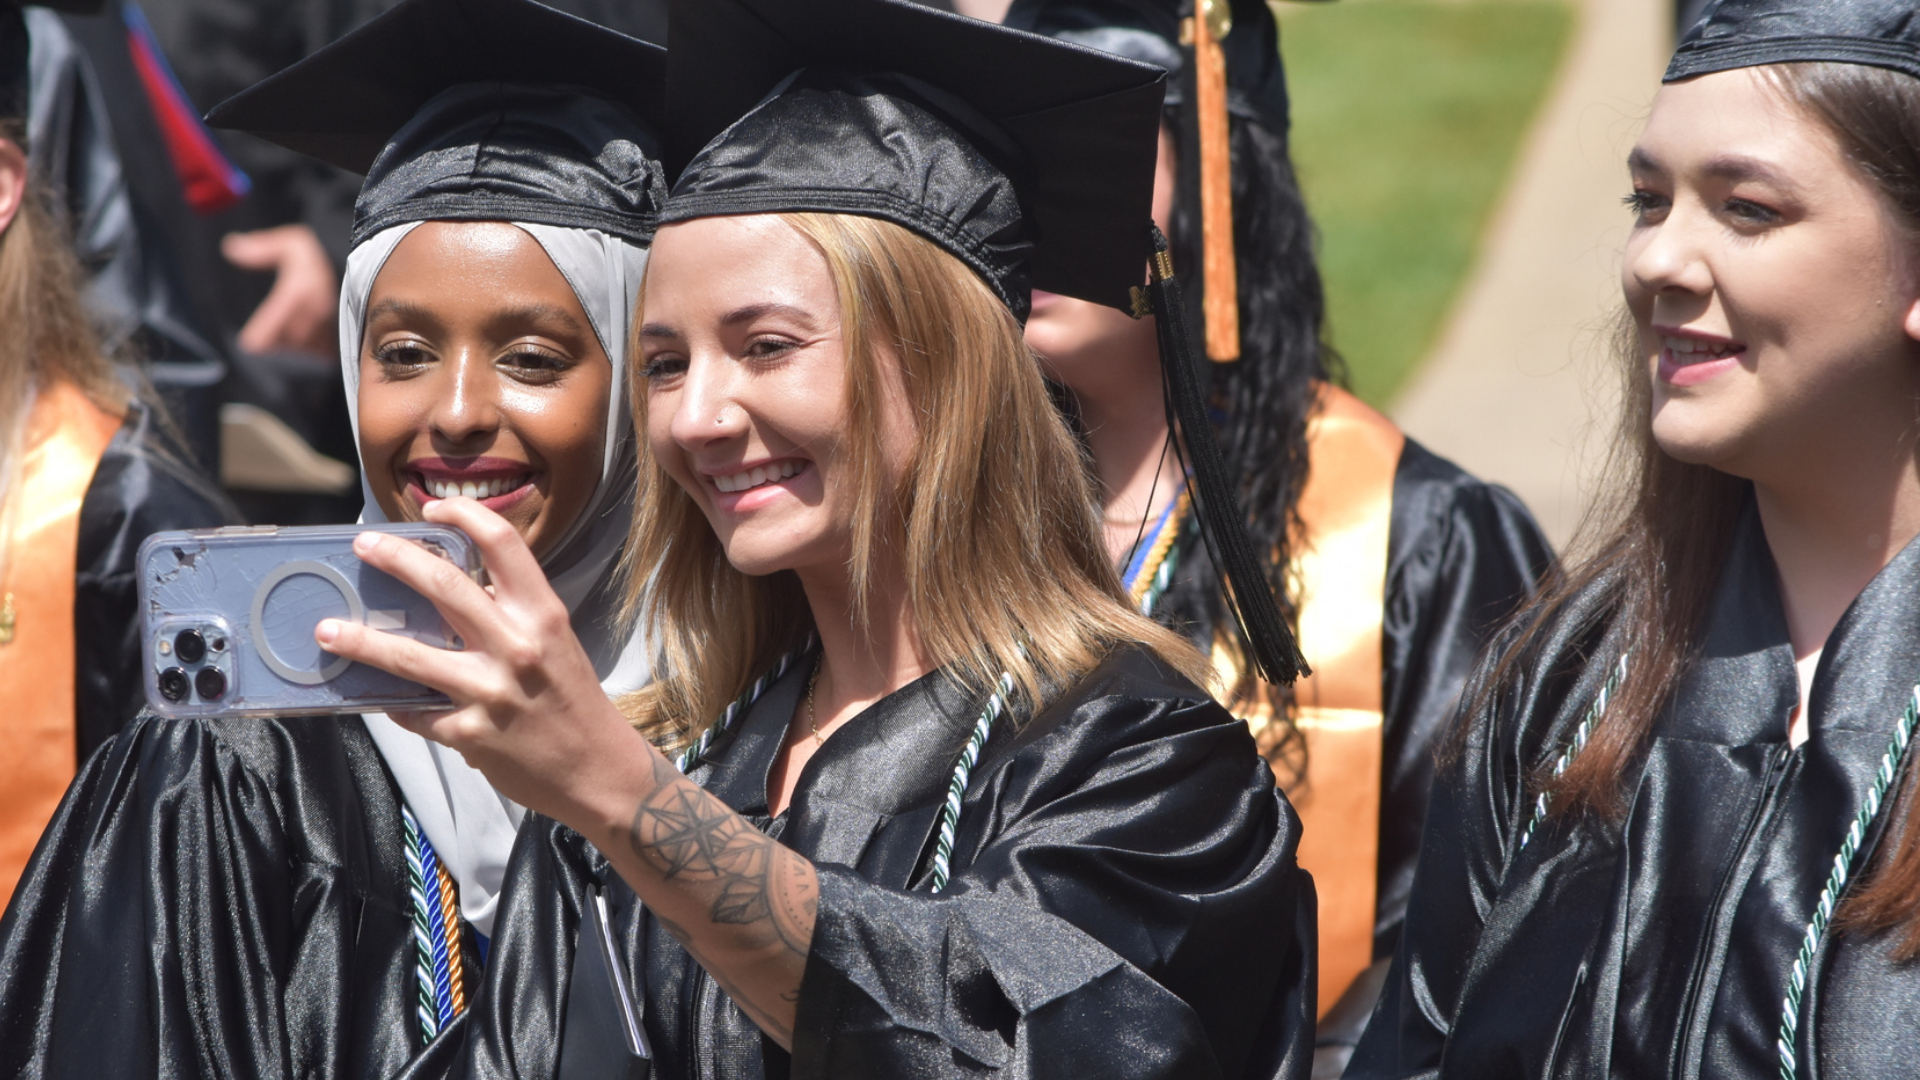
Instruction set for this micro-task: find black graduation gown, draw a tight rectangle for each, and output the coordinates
[1349,500,1920,1079]
[0,711,467,1078]
[1164,438,1552,964]
[442,645,1317,1080]
[74,398,239,757]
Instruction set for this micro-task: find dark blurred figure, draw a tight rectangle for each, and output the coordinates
[0,0,234,907]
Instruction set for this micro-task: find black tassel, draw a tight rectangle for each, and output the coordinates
[1139,223,1307,685]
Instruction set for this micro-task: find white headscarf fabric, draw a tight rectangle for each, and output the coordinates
[338,221,651,935]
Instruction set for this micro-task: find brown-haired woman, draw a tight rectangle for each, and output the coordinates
[1351,4,1920,1077]
[0,9,230,909]
[322,1,1316,1077]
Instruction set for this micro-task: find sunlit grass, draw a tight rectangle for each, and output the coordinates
[1278,0,1575,405]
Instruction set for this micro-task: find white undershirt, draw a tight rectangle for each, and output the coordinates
[1789,648,1822,749]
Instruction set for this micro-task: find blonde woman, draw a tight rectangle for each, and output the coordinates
[322,0,1317,1076]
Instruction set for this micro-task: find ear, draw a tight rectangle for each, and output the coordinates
[0,138,25,236]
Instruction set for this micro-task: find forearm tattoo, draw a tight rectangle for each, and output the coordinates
[628,754,816,961]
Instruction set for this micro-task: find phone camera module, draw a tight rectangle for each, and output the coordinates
[158,667,191,703]
[174,628,207,665]
[194,667,228,701]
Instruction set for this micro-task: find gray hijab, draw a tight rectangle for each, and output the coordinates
[338,220,650,934]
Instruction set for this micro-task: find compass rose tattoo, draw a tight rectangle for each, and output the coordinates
[626,752,817,1043]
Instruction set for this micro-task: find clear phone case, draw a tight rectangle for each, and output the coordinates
[136,523,482,718]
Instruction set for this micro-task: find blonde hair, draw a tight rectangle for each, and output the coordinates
[617,212,1211,746]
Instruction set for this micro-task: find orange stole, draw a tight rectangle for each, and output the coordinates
[1222,383,1403,1017]
[0,380,122,907]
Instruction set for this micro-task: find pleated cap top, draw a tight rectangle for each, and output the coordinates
[206,0,670,247]
[661,0,1169,319]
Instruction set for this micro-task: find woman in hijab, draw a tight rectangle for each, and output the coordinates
[323,1,1316,1078]
[0,1,665,1073]
[1352,2,1920,1076]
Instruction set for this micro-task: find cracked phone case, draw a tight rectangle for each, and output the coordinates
[136,523,482,718]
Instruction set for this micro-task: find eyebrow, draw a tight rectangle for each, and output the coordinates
[365,298,589,337]
[638,302,821,340]
[488,302,588,336]
[1627,147,1793,187]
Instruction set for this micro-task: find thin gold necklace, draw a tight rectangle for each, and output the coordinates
[805,656,826,744]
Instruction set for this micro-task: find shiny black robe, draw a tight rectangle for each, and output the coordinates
[1350,501,1920,1078]
[440,646,1317,1080]
[0,711,461,1078]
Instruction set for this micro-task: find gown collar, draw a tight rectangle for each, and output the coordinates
[1678,496,1920,748]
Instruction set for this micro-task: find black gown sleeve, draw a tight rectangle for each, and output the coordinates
[1376,439,1553,959]
[0,712,421,1079]
[792,688,1316,1080]
[72,400,239,759]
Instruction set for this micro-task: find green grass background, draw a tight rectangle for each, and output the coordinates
[1277,0,1575,405]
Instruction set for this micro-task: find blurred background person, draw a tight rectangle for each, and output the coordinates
[0,0,232,909]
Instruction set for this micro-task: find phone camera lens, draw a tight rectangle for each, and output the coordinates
[194,667,227,701]
[174,629,207,665]
[158,668,191,703]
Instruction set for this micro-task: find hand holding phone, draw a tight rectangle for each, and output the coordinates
[137,523,481,718]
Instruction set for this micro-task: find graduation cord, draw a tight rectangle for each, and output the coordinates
[1515,654,1629,852]
[673,636,817,773]
[402,805,467,1044]
[1776,685,1920,1080]
[928,671,1017,894]
[1126,490,1191,618]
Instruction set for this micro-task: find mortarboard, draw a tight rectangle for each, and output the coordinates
[662,0,1307,682]
[1003,0,1313,362]
[1667,0,1920,83]
[206,0,670,247]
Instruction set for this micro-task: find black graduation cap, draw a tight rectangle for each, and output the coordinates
[206,0,671,247]
[1003,0,1295,135]
[664,0,1167,317]
[662,0,1307,683]
[1668,0,1920,83]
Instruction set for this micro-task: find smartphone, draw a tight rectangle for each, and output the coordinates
[136,523,482,718]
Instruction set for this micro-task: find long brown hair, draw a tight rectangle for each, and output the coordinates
[617,212,1212,747]
[1493,61,1920,955]
[0,126,125,466]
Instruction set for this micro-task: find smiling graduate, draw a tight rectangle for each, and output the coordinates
[1351,2,1920,1077]
[0,1,667,1073]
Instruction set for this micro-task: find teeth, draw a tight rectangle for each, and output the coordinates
[714,459,804,494]
[423,476,524,500]
[1663,335,1741,360]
